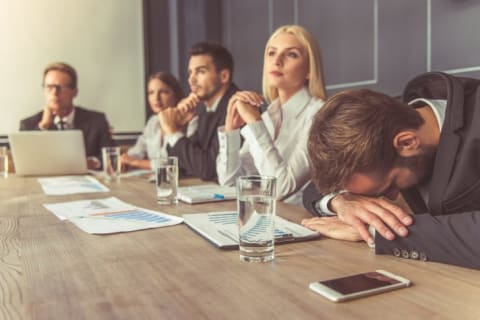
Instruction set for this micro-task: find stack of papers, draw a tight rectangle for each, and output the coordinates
[44,197,183,234]
[178,184,236,204]
[183,211,320,249]
[38,176,109,195]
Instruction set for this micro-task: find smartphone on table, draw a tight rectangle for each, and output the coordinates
[309,270,411,302]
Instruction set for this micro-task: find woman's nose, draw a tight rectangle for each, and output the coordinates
[274,54,283,66]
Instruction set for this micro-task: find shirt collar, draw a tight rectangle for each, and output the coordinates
[205,96,222,113]
[54,107,76,128]
[408,98,446,129]
[267,86,312,119]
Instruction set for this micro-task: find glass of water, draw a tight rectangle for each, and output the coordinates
[102,146,121,181]
[237,175,277,262]
[153,156,178,205]
[0,146,8,178]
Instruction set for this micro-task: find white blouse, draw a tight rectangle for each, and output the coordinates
[216,87,323,206]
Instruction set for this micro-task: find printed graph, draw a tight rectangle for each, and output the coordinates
[207,212,288,239]
[208,212,237,225]
[101,210,171,224]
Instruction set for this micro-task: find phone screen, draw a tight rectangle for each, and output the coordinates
[320,272,401,295]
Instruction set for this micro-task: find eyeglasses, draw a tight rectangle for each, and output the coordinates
[42,84,74,92]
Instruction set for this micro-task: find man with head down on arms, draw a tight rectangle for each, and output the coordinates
[302,72,480,269]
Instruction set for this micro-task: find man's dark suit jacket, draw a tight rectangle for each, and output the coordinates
[303,72,480,269]
[167,84,238,182]
[19,106,115,160]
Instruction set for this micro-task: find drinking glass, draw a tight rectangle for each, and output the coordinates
[153,156,178,205]
[102,146,121,181]
[0,146,8,178]
[237,175,277,262]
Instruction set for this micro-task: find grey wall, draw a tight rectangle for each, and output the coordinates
[146,0,480,97]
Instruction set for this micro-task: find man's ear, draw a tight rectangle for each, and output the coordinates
[73,88,78,98]
[219,69,230,84]
[393,131,421,157]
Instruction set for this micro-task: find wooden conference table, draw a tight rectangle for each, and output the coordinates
[0,175,479,320]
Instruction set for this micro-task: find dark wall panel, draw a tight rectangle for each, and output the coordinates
[376,0,427,94]
[300,0,375,87]
[272,0,295,30]
[431,1,480,71]
[222,0,270,91]
[144,0,480,98]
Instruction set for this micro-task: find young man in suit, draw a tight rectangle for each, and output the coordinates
[302,72,480,269]
[158,42,238,181]
[19,62,114,169]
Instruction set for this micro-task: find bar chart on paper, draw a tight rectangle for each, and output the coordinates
[43,197,184,234]
[207,212,289,238]
[99,210,172,224]
[182,211,320,248]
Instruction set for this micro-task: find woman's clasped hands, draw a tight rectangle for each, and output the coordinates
[225,91,264,132]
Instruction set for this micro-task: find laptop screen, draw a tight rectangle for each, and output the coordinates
[9,130,87,176]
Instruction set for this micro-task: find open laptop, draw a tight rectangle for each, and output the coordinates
[9,130,88,176]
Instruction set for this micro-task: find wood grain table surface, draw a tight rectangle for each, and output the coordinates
[0,175,479,320]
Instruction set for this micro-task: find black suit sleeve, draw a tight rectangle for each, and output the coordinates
[19,112,44,131]
[19,119,33,130]
[85,112,115,160]
[375,212,480,269]
[302,182,323,216]
[167,130,219,182]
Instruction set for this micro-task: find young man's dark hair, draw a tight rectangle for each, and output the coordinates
[189,42,234,78]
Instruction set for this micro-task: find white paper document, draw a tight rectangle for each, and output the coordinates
[119,169,154,179]
[38,175,109,195]
[44,197,183,234]
[178,184,237,204]
[183,211,320,249]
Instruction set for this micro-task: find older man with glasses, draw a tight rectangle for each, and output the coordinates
[19,62,115,169]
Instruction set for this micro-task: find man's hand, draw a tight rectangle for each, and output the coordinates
[159,93,199,133]
[176,107,196,127]
[39,106,55,129]
[158,108,180,135]
[301,216,363,242]
[330,193,413,244]
[177,93,200,115]
[86,157,101,170]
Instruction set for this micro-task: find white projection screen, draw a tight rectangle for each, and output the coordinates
[0,0,145,135]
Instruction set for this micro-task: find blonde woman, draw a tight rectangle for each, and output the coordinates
[216,25,326,205]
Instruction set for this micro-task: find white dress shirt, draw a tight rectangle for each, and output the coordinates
[127,113,198,167]
[54,108,75,130]
[216,87,324,206]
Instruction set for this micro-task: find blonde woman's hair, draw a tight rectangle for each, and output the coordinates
[262,25,326,103]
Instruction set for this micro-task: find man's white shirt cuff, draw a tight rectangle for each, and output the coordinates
[165,132,185,147]
[316,190,347,215]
